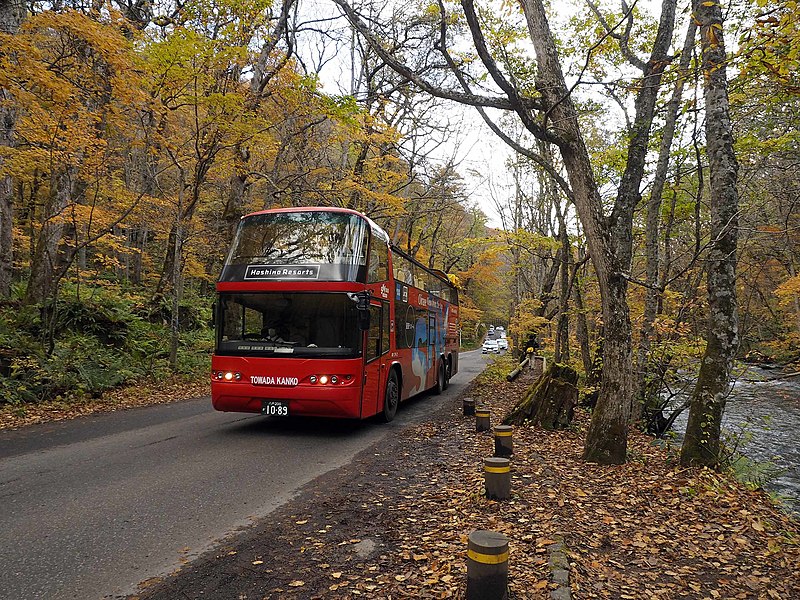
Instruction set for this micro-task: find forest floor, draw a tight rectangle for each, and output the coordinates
[0,375,210,430]
[129,362,800,600]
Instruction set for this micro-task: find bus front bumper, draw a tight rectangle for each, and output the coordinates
[212,388,362,419]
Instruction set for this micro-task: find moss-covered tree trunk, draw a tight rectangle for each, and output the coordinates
[680,0,739,467]
[504,363,578,429]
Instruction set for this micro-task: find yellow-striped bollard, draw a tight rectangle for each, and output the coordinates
[475,406,491,432]
[463,397,475,416]
[484,457,511,500]
[493,425,513,458]
[467,530,509,600]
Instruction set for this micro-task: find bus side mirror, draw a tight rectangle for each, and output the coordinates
[354,291,371,330]
[355,291,371,311]
[210,302,216,327]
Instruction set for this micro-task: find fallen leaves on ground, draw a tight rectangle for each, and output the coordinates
[0,376,210,430]
[133,370,799,600]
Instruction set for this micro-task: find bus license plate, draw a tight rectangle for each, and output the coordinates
[261,401,289,417]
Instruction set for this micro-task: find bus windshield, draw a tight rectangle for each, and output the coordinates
[217,292,362,358]
[221,211,369,282]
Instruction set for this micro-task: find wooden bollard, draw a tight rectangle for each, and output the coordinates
[493,425,513,458]
[467,530,509,600]
[463,397,476,416]
[484,457,511,500]
[475,406,491,432]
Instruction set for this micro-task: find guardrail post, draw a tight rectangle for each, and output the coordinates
[467,530,509,600]
[475,406,491,432]
[532,355,546,377]
[484,457,511,500]
[493,425,513,458]
[463,397,475,416]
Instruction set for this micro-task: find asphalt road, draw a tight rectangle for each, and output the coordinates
[0,350,490,600]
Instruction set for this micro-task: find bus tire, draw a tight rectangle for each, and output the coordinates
[382,370,399,423]
[434,361,445,395]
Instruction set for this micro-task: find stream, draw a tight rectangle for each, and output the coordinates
[670,366,800,516]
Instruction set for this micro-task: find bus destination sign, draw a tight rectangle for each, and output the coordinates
[244,264,320,280]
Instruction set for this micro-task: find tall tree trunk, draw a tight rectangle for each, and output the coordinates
[24,165,75,304]
[335,0,675,463]
[634,19,697,421]
[519,0,673,463]
[681,0,739,468]
[223,147,250,246]
[0,0,26,297]
[154,168,205,300]
[573,254,592,377]
[535,247,562,318]
[519,0,625,462]
[126,107,159,287]
[0,128,13,298]
[554,201,570,363]
[169,171,185,371]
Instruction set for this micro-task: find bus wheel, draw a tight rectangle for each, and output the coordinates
[382,370,399,423]
[434,361,445,395]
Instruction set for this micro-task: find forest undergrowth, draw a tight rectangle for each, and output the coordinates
[0,284,212,429]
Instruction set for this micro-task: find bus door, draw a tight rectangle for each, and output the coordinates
[428,312,437,387]
[362,301,386,417]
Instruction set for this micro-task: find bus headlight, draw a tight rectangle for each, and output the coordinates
[217,371,241,381]
[308,374,348,385]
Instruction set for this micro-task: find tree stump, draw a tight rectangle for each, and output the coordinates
[503,363,578,429]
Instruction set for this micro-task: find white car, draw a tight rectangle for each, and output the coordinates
[482,339,499,353]
[496,338,508,350]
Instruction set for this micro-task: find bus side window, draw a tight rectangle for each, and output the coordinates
[367,238,389,283]
[367,304,382,360]
[381,302,390,355]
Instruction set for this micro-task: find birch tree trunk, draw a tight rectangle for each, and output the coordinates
[681,0,740,467]
[0,0,26,297]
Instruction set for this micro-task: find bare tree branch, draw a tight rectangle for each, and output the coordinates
[331,0,540,112]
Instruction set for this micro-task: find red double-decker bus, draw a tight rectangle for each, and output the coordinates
[211,207,459,421]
